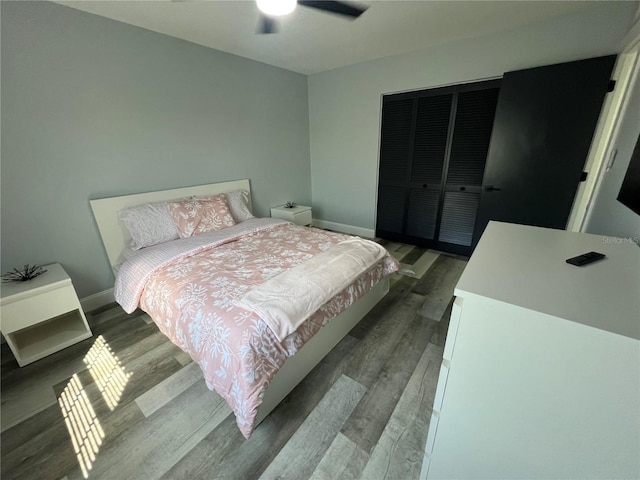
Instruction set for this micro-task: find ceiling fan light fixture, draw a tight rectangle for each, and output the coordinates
[257,0,297,16]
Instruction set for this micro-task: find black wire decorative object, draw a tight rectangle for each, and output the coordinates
[284,201,296,209]
[2,264,47,282]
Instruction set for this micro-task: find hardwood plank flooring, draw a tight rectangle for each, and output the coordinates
[412,255,467,321]
[135,362,202,417]
[78,381,232,480]
[309,433,369,480]
[341,308,437,454]
[258,375,366,480]
[1,241,467,480]
[360,343,443,480]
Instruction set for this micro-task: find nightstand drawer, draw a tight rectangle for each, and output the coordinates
[1,285,79,334]
[271,205,312,226]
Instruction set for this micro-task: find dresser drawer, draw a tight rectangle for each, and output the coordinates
[443,296,463,361]
[432,362,450,413]
[425,411,440,455]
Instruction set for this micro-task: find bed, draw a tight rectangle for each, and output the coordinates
[90,179,398,438]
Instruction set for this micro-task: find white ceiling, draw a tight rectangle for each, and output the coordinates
[55,0,633,75]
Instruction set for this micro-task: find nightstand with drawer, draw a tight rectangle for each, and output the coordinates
[0,263,93,366]
[270,204,312,226]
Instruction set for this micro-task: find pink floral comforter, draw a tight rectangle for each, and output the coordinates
[114,218,398,437]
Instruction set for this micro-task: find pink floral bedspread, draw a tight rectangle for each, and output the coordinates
[115,218,398,437]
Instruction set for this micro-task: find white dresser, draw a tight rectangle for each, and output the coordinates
[422,221,640,479]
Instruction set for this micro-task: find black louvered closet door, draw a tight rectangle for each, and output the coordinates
[406,92,453,240]
[377,95,414,234]
[376,80,500,256]
[439,87,500,246]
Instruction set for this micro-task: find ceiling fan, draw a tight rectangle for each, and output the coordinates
[256,0,368,34]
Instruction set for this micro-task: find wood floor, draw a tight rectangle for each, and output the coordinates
[1,241,467,480]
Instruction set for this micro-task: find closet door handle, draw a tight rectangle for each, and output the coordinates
[485,186,502,192]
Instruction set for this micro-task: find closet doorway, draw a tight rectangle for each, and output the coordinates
[376,55,616,256]
[376,80,500,256]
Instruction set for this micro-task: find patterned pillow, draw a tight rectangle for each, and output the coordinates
[118,202,180,250]
[168,194,236,238]
[224,190,254,223]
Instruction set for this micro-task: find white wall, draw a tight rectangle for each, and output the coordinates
[1,1,311,297]
[3,1,638,302]
[308,2,638,231]
[585,45,640,242]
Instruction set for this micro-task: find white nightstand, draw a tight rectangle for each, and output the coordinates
[270,204,312,226]
[0,263,92,366]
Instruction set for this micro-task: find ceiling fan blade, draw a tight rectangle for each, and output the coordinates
[298,1,368,18]
[257,14,278,34]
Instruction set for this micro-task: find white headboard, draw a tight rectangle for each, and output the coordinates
[90,179,251,270]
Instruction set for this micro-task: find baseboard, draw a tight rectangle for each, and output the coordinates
[312,219,375,238]
[80,288,115,313]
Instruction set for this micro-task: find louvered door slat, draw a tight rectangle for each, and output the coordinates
[411,95,453,184]
[379,98,414,184]
[438,192,480,246]
[376,185,406,233]
[406,188,440,239]
[446,88,500,186]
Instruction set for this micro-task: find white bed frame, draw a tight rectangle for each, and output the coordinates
[90,179,388,426]
[90,179,252,269]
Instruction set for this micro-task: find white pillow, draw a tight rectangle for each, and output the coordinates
[118,201,180,250]
[224,190,254,223]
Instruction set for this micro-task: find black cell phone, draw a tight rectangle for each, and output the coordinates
[566,251,606,266]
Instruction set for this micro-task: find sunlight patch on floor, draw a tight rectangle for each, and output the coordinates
[59,374,105,478]
[83,335,131,411]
